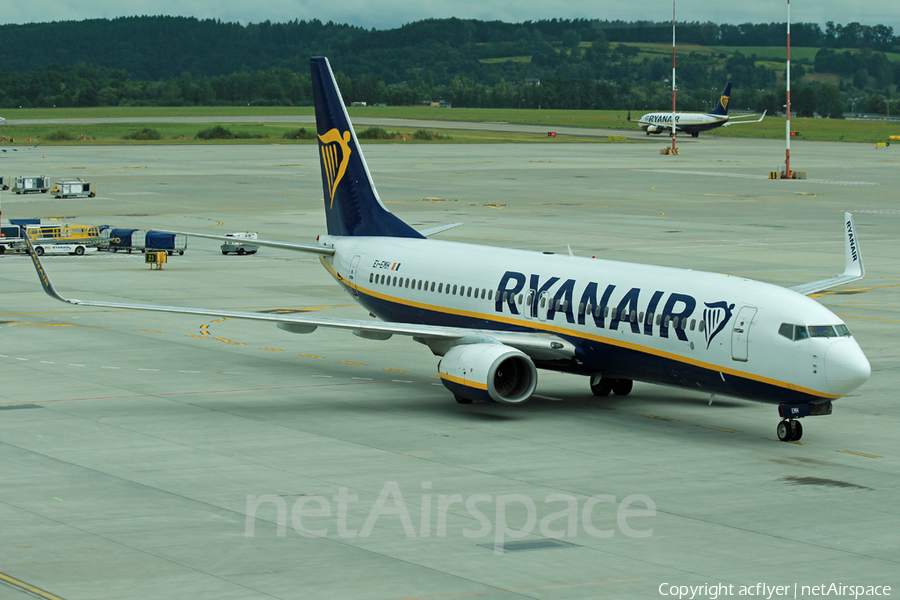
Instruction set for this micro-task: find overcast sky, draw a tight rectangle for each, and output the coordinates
[3,1,897,32]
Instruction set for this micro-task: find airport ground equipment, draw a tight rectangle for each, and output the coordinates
[11,176,50,194]
[0,176,8,190]
[99,228,186,255]
[220,232,259,255]
[52,178,96,198]
[146,231,186,255]
[21,223,112,256]
[0,224,25,254]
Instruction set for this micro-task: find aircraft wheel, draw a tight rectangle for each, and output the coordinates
[74,246,85,255]
[35,246,45,256]
[590,375,611,397]
[612,379,633,396]
[777,420,793,442]
[455,395,473,404]
[790,420,803,441]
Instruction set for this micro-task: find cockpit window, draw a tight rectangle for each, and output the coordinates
[780,322,851,340]
[808,325,836,338]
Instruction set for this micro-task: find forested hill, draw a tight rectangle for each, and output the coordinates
[0,16,897,115]
[2,16,896,81]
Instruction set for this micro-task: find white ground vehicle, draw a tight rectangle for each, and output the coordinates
[220,232,259,255]
[30,242,96,256]
[52,178,96,198]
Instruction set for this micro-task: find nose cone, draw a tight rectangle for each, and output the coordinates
[825,341,871,396]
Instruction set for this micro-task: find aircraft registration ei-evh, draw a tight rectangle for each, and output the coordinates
[629,82,766,137]
[27,57,870,443]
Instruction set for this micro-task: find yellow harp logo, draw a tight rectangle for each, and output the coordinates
[720,95,730,111]
[319,129,352,208]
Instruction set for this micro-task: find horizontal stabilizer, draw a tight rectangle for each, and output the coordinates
[153,230,335,256]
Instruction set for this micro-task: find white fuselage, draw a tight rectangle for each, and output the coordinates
[639,112,727,134]
[317,236,870,405]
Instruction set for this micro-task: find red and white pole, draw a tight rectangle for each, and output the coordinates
[785,0,792,178]
[671,0,677,153]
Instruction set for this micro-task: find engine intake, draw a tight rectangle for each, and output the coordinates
[438,343,537,404]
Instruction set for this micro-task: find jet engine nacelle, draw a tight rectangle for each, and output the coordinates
[438,343,537,404]
[646,125,661,133]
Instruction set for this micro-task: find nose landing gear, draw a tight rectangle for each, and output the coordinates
[777,419,803,442]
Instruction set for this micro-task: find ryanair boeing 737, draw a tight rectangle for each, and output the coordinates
[629,82,765,137]
[27,57,869,442]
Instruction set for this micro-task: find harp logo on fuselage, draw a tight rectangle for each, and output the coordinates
[319,129,352,208]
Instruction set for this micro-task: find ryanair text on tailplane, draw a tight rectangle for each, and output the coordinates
[495,270,734,346]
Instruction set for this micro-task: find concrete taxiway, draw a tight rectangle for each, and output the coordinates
[1,135,899,599]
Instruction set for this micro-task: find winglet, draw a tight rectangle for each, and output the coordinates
[788,212,865,296]
[842,211,864,279]
[24,235,74,304]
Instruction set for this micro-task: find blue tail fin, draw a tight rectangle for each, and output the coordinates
[708,82,732,116]
[310,57,423,239]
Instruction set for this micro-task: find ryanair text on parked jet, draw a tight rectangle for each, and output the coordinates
[27,58,869,442]
[629,83,765,137]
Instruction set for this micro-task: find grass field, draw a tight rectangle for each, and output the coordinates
[1,106,898,144]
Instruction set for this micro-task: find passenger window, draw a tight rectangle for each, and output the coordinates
[488,290,493,300]
[452,285,457,295]
[698,320,705,332]
[690,319,696,331]
[431,282,435,292]
[594,305,601,317]
[579,303,584,315]
[646,312,653,324]
[638,311,644,323]
[369,273,373,283]
[393,276,398,286]
[664,316,670,327]
[438,283,443,293]
[656,314,662,326]
[630,310,637,322]
[467,287,472,297]
[604,306,610,318]
[540,297,546,308]
[518,294,523,304]
[673,317,679,328]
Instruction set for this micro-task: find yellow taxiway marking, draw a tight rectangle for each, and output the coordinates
[838,450,882,459]
[384,368,411,374]
[341,361,366,366]
[136,329,165,334]
[212,337,245,345]
[769,439,809,445]
[0,571,67,600]
[261,347,284,352]
[643,414,677,422]
[299,354,324,359]
[703,425,740,433]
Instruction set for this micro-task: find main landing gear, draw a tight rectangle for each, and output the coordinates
[776,419,803,442]
[590,375,633,397]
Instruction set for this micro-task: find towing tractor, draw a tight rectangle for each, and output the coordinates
[52,178,96,198]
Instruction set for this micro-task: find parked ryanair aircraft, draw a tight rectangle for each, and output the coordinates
[629,82,765,137]
[27,58,869,442]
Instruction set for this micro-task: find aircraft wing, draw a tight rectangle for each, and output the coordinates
[789,212,864,296]
[24,235,575,361]
[155,229,334,255]
[723,110,766,126]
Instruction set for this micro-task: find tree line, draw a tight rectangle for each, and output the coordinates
[0,16,897,116]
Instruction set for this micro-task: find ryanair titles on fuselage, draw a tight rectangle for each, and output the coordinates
[495,270,734,348]
[644,114,681,124]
